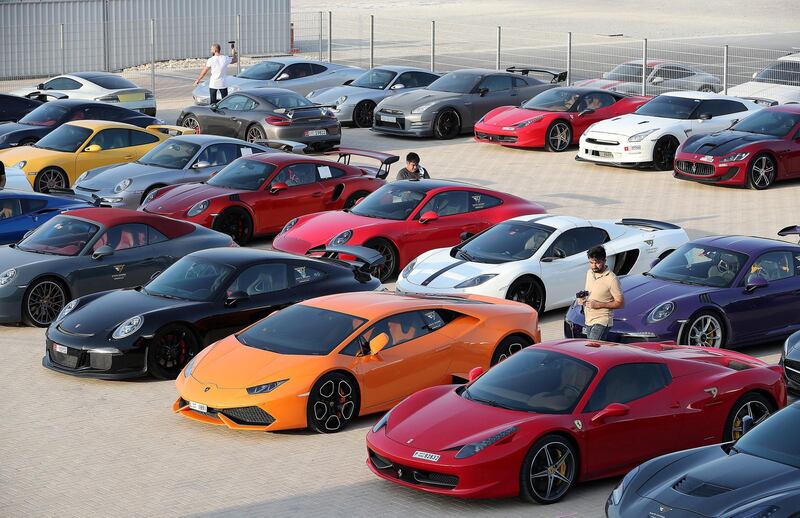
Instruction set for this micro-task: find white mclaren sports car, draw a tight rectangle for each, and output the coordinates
[395,215,689,314]
[577,91,762,170]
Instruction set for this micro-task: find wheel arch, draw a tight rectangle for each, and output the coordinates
[27,272,73,300]
[680,305,732,345]
[363,235,402,269]
[313,368,362,414]
[436,105,466,128]
[525,429,583,481]
[507,274,547,309]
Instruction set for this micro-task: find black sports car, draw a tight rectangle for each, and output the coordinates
[42,245,383,379]
[0,99,160,150]
[607,400,800,517]
[0,208,233,327]
[0,94,43,123]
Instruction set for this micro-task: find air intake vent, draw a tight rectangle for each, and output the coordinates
[699,293,712,304]
[673,475,731,497]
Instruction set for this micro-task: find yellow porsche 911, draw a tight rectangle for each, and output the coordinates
[0,120,193,191]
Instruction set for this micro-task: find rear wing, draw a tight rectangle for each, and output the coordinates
[307,244,384,281]
[739,97,779,107]
[252,139,308,154]
[778,225,800,243]
[146,125,197,136]
[617,218,681,231]
[39,187,103,206]
[505,67,568,84]
[324,147,399,180]
[273,105,329,118]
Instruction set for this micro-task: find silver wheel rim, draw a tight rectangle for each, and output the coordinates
[246,127,264,143]
[549,123,570,151]
[497,341,524,363]
[312,379,355,432]
[27,280,65,326]
[687,315,723,348]
[38,170,65,190]
[529,441,575,502]
[751,157,774,189]
[730,400,770,441]
[182,117,199,130]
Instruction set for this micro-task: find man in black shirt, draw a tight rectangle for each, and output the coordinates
[395,152,430,181]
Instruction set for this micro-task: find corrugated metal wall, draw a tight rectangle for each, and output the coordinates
[1,0,291,79]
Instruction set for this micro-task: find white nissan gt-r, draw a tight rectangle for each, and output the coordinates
[577,91,762,170]
[395,214,689,314]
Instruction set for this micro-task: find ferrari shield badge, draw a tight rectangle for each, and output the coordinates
[574,419,583,430]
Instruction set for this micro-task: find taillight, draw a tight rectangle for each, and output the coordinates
[265,115,291,126]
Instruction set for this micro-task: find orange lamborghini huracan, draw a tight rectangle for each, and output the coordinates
[173,292,541,433]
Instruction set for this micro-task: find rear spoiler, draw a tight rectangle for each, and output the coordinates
[778,225,800,243]
[24,91,69,102]
[739,97,779,107]
[307,245,384,279]
[252,139,308,154]
[505,67,568,84]
[146,124,196,136]
[324,147,399,180]
[273,105,330,118]
[39,187,103,206]
[618,218,680,231]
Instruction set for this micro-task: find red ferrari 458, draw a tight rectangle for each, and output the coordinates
[366,339,786,504]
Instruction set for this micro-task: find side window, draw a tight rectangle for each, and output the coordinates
[512,77,528,88]
[317,164,346,180]
[271,163,318,187]
[548,227,609,257]
[292,264,326,285]
[281,63,314,80]
[584,363,671,412]
[44,77,82,90]
[309,63,328,75]
[478,75,513,92]
[794,252,800,276]
[581,93,617,111]
[469,192,502,211]
[238,145,261,158]
[749,251,795,282]
[147,226,168,245]
[129,129,160,147]
[21,198,47,213]
[84,105,115,120]
[696,100,747,117]
[658,66,692,80]
[0,198,23,219]
[418,190,469,217]
[363,311,430,350]
[216,94,250,111]
[93,223,148,251]
[89,128,131,150]
[228,263,289,296]
[395,72,417,88]
[197,143,240,166]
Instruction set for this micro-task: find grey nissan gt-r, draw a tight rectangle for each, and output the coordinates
[372,67,566,139]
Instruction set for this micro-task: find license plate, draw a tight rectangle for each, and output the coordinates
[412,451,441,462]
[118,92,145,102]
[591,150,613,158]
[53,343,68,354]
[304,129,327,137]
[380,115,396,123]
[188,401,207,413]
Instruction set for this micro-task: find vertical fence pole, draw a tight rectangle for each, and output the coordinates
[566,31,572,86]
[495,26,501,70]
[369,15,375,69]
[318,11,323,61]
[60,23,65,75]
[150,18,156,96]
[430,20,436,72]
[722,44,729,94]
[327,11,332,62]
[236,14,242,75]
[641,38,648,96]
[102,0,109,72]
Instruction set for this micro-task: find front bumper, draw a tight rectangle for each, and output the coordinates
[673,153,747,186]
[331,103,356,124]
[473,123,544,148]
[75,185,143,210]
[564,308,682,344]
[2,166,34,191]
[780,352,800,393]
[0,285,26,324]
[578,133,656,166]
[605,497,705,518]
[372,110,434,137]
[42,329,148,379]
[395,277,508,300]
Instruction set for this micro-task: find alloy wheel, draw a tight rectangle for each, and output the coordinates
[730,400,770,441]
[246,126,265,143]
[311,378,356,432]
[750,156,775,189]
[548,123,571,151]
[687,315,723,348]
[529,441,576,502]
[36,169,66,191]
[27,280,66,326]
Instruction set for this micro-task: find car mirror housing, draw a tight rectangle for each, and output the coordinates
[390,83,405,90]
[343,79,354,85]
[84,144,102,153]
[269,182,289,194]
[459,231,474,242]
[591,402,630,423]
[192,161,211,169]
[477,87,489,97]
[745,275,769,292]
[224,290,249,307]
[91,245,114,260]
[419,211,438,224]
[369,332,389,355]
[651,76,664,84]
[277,72,290,81]
[37,83,45,90]
[468,366,484,382]
[650,257,662,268]
[699,112,713,121]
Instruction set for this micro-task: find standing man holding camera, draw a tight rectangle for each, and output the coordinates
[194,42,238,105]
[577,245,624,341]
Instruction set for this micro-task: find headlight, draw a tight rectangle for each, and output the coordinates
[515,115,544,128]
[142,189,159,205]
[76,172,89,184]
[454,274,497,288]
[784,332,800,355]
[727,506,780,518]
[329,229,353,246]
[455,426,517,459]
[281,217,298,234]
[647,301,675,323]
[114,178,132,193]
[57,299,78,321]
[721,152,750,163]
[400,259,417,278]
[609,466,640,505]
[336,95,347,105]
[246,379,288,395]
[411,102,436,114]
[372,407,394,433]
[183,355,198,378]
[0,268,16,287]
[111,315,143,340]
[628,129,659,142]
[13,161,26,169]
[187,200,209,217]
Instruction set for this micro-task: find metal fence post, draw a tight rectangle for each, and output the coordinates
[318,11,323,61]
[60,23,65,75]
[496,26,501,70]
[369,15,374,69]
[566,32,572,86]
[641,38,648,96]
[430,20,436,72]
[723,44,729,94]
[327,11,332,62]
[236,14,241,75]
[102,0,109,71]
[150,18,156,96]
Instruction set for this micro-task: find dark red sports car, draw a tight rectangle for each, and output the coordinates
[139,148,396,244]
[674,104,800,189]
[474,87,648,151]
[366,339,786,504]
[271,180,545,281]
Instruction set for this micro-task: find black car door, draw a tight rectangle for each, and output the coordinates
[203,94,251,136]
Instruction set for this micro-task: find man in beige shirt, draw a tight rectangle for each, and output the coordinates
[578,245,624,341]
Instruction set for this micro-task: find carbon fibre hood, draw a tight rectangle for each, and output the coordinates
[681,130,777,156]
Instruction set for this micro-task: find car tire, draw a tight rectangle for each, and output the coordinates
[343,190,370,209]
[506,276,546,315]
[652,136,679,171]
[353,100,376,128]
[746,154,777,190]
[545,120,572,152]
[147,324,200,380]
[491,335,532,365]
[19,138,37,146]
[364,238,398,282]
[519,434,578,504]
[245,124,266,143]
[34,168,68,192]
[212,207,253,245]
[723,392,774,442]
[680,310,727,348]
[307,372,360,434]
[433,109,461,140]
[181,115,200,133]
[23,277,68,327]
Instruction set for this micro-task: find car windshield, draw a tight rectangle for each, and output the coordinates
[427,72,481,93]
[350,184,427,221]
[458,221,553,263]
[635,95,700,119]
[648,243,749,288]
[237,305,367,355]
[87,75,138,90]
[264,92,314,109]
[735,405,800,468]
[733,110,800,137]
[16,215,98,256]
[522,89,584,112]
[605,63,655,82]
[753,61,800,87]
[144,256,234,301]
[238,61,284,80]
[207,158,276,190]
[351,69,397,90]
[463,349,596,413]
[138,140,201,169]
[18,103,70,127]
[33,124,93,152]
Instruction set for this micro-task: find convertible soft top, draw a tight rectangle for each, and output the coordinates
[62,208,194,239]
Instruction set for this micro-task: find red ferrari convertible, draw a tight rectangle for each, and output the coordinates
[139,148,397,244]
[474,87,648,151]
[271,180,545,281]
[366,339,786,504]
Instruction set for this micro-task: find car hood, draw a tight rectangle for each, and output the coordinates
[144,183,237,212]
[727,82,800,104]
[482,107,554,127]
[380,89,463,110]
[587,114,674,137]
[290,210,393,242]
[681,130,779,156]
[78,162,172,190]
[308,85,380,104]
[0,143,67,165]
[0,122,42,141]
[404,250,497,287]
[572,78,627,90]
[615,274,713,317]
[0,245,64,273]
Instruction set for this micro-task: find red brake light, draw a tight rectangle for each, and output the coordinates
[265,115,291,126]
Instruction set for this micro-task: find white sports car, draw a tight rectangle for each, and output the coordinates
[727,52,800,106]
[577,91,762,170]
[395,215,689,314]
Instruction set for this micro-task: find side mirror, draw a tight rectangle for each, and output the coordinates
[369,332,389,355]
[601,72,609,79]
[741,414,754,436]
[591,402,630,423]
[477,87,489,97]
[579,109,595,117]
[650,257,662,268]
[419,210,439,224]
[37,83,45,90]
[468,366,484,382]
[459,231,474,242]
[651,76,664,85]
[699,112,713,121]
[225,290,249,307]
[92,245,114,260]
[192,161,211,170]
[276,72,290,81]
[353,196,365,206]
[745,275,768,293]
[390,83,405,90]
[269,182,288,194]
[84,144,102,153]
[553,247,566,259]
[209,103,219,112]
[752,72,758,79]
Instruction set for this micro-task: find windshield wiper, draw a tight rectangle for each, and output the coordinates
[458,249,476,262]
[147,291,184,301]
[470,396,518,411]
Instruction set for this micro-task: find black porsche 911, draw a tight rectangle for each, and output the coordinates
[42,245,384,379]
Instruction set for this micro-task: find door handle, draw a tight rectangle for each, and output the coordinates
[231,117,238,121]
[312,191,323,197]
[123,155,133,160]
[435,345,448,352]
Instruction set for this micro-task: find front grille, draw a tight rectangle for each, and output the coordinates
[221,406,275,426]
[475,132,517,143]
[785,359,800,385]
[375,117,405,129]
[75,186,100,193]
[49,344,89,369]
[368,449,459,490]
[586,137,619,146]
[676,160,715,177]
[380,109,404,115]
[413,471,459,488]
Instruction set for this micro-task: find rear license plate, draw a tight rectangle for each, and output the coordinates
[118,92,145,102]
[304,129,327,137]
[380,115,397,123]
[188,401,207,413]
[53,343,68,354]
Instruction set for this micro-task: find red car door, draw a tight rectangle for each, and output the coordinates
[252,162,323,234]
[571,92,620,138]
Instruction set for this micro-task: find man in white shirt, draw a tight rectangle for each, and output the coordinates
[194,43,238,105]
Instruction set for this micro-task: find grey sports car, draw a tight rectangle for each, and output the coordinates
[372,67,566,139]
[192,57,364,105]
[306,66,440,127]
[72,135,272,209]
[0,208,234,327]
[574,59,722,95]
[178,88,341,150]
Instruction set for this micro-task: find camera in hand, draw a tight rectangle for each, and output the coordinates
[576,290,589,299]
[228,40,236,49]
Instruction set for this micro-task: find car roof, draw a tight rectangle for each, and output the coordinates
[171,134,256,145]
[507,214,587,228]
[246,152,328,166]
[389,179,480,192]
[661,91,742,101]
[303,291,489,319]
[65,119,146,131]
[369,65,436,73]
[693,234,800,253]
[69,72,116,79]
[44,99,107,108]
[771,104,800,114]
[778,53,800,62]
[185,247,327,267]
[238,88,302,100]
[549,87,625,96]
[0,189,51,199]
[623,59,668,66]
[62,208,195,238]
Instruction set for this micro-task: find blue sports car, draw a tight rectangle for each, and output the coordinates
[0,189,93,245]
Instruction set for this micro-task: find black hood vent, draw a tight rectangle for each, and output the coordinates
[673,475,732,497]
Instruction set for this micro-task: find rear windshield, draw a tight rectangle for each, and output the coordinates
[87,75,138,90]
[18,103,70,127]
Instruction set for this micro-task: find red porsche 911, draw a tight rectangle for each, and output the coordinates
[139,148,397,244]
[473,87,648,151]
[366,339,786,504]
[271,180,545,281]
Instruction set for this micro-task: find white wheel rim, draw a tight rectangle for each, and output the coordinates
[688,315,723,348]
